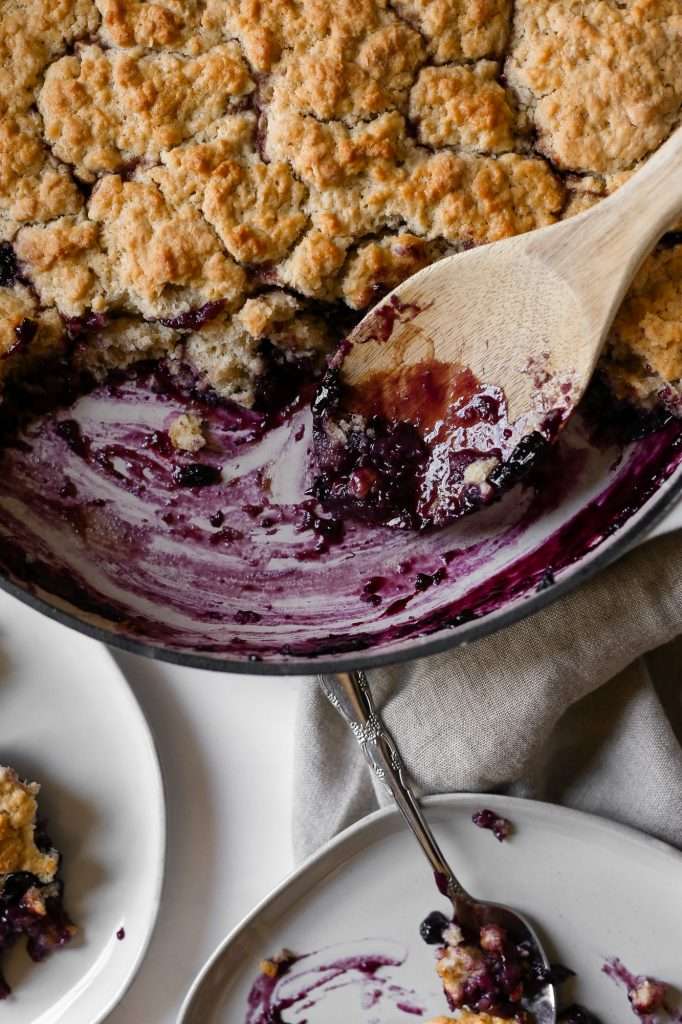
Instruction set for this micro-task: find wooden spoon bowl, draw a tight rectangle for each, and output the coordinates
[311,128,682,529]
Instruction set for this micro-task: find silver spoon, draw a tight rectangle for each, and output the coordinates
[319,669,557,1023]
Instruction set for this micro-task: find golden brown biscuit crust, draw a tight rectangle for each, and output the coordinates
[409,62,516,154]
[505,0,682,175]
[0,0,680,406]
[0,766,59,883]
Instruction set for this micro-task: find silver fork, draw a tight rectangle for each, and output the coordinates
[319,669,557,1024]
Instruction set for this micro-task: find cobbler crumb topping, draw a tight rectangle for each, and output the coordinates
[0,0,680,413]
[0,767,58,883]
[0,766,76,1000]
[168,411,206,452]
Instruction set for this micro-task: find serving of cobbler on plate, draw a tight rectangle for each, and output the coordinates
[0,0,681,421]
[0,765,76,1000]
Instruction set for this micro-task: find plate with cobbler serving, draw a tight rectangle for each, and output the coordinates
[179,794,682,1024]
[0,0,680,671]
[0,590,165,1022]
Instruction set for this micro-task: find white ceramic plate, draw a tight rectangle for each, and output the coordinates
[0,590,165,1023]
[180,794,682,1024]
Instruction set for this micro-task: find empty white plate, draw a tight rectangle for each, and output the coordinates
[180,793,682,1023]
[0,590,165,1023]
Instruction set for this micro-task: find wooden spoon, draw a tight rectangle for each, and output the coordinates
[311,127,682,529]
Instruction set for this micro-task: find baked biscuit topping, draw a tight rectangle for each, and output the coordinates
[0,0,680,411]
[0,767,58,884]
[0,766,77,1001]
[506,0,682,175]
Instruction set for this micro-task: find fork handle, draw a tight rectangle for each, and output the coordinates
[319,670,471,904]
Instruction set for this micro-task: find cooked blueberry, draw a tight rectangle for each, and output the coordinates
[489,431,550,490]
[13,318,38,352]
[472,808,512,842]
[419,910,450,944]
[363,576,385,595]
[0,242,19,287]
[234,609,262,624]
[0,872,38,901]
[55,418,90,458]
[172,463,222,487]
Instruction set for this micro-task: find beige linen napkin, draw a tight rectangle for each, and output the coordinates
[293,531,682,860]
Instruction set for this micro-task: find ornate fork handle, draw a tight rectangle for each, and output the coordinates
[319,670,471,904]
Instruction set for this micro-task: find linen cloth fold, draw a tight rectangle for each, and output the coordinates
[293,531,682,861]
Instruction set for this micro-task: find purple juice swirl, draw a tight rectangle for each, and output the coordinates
[0,359,677,665]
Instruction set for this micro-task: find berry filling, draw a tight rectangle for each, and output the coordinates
[472,809,513,843]
[10,319,38,357]
[0,243,19,289]
[0,837,76,1000]
[421,911,573,1021]
[244,943,420,1023]
[63,311,110,342]
[311,348,569,530]
[158,300,226,331]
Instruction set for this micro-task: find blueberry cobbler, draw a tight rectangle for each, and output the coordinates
[420,909,571,1022]
[0,0,681,491]
[0,766,76,999]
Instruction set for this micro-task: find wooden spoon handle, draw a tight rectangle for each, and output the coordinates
[610,125,682,249]
[528,126,682,335]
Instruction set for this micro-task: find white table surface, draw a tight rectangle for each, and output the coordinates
[104,653,305,1024]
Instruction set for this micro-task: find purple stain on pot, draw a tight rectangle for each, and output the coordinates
[245,941,427,1022]
[0,359,678,664]
[116,927,125,941]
